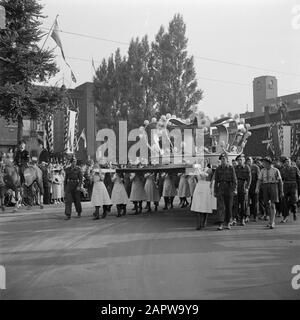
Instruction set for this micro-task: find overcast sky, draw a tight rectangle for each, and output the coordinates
[41,0,300,118]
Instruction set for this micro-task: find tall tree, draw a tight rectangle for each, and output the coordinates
[0,0,67,141]
[152,14,203,118]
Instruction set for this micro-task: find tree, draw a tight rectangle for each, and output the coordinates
[0,0,67,141]
[152,14,203,117]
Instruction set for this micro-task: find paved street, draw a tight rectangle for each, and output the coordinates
[0,202,300,300]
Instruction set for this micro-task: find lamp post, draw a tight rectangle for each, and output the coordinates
[0,5,5,29]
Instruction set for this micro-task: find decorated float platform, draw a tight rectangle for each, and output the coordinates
[96,105,252,171]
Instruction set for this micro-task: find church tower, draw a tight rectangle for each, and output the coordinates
[253,75,278,115]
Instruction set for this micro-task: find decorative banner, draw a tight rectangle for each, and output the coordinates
[282,125,291,157]
[0,5,5,29]
[66,110,76,154]
[45,116,54,152]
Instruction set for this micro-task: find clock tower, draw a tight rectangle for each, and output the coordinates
[253,75,278,115]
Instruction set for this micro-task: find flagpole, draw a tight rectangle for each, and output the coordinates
[41,14,59,50]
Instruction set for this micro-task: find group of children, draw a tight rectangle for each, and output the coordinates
[89,165,217,225]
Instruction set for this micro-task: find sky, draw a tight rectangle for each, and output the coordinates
[40,0,300,118]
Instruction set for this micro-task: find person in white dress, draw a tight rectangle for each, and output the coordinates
[91,168,112,220]
[144,173,160,212]
[178,173,191,208]
[191,165,215,230]
[111,172,130,217]
[130,172,147,214]
[52,167,63,204]
[162,172,177,210]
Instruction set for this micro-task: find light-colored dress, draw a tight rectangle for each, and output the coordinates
[52,173,63,199]
[188,175,197,197]
[111,174,130,205]
[162,173,177,197]
[191,169,215,213]
[144,173,160,202]
[130,173,147,201]
[178,173,191,197]
[91,173,112,207]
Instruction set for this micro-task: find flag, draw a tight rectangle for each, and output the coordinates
[92,57,96,73]
[71,70,77,83]
[80,128,87,149]
[51,17,65,60]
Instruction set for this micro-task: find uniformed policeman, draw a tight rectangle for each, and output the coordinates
[280,157,300,222]
[246,156,260,222]
[214,153,237,230]
[64,156,83,220]
[14,140,30,184]
[232,154,251,226]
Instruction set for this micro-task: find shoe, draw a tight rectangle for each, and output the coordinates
[93,216,99,220]
[293,213,297,221]
[163,207,168,210]
[231,219,237,226]
[280,218,288,223]
[245,217,249,223]
[64,216,71,220]
[196,226,201,230]
[217,225,223,231]
[77,213,81,218]
[241,219,246,226]
[265,224,270,228]
[269,223,275,229]
[225,224,231,230]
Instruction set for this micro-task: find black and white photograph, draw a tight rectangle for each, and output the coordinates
[0,0,300,303]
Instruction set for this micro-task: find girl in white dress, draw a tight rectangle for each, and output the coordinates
[52,167,63,204]
[178,173,191,208]
[111,172,130,217]
[130,172,147,214]
[191,165,215,230]
[91,168,112,220]
[144,173,160,212]
[162,172,177,210]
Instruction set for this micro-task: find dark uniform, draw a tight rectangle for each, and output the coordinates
[233,163,251,223]
[64,164,83,218]
[14,149,30,184]
[280,160,300,220]
[248,162,260,220]
[214,161,237,225]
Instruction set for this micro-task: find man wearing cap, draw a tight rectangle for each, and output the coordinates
[214,153,237,230]
[255,157,283,229]
[280,157,300,222]
[232,154,251,226]
[64,156,83,219]
[14,140,30,184]
[245,157,260,222]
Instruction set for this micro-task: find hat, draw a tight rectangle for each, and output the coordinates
[31,156,38,162]
[236,154,245,161]
[93,168,100,173]
[70,156,76,162]
[219,152,228,160]
[246,156,252,161]
[255,156,263,162]
[262,157,272,164]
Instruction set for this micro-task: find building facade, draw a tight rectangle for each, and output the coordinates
[0,82,96,161]
[242,75,300,158]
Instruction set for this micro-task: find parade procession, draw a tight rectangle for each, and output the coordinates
[1,0,300,302]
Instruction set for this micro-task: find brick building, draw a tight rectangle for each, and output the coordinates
[242,76,300,158]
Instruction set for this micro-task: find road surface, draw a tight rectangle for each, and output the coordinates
[0,202,300,299]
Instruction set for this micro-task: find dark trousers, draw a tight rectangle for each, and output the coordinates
[217,192,233,224]
[64,183,82,217]
[233,193,247,221]
[43,184,50,204]
[283,184,298,218]
[248,190,259,218]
